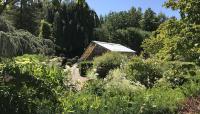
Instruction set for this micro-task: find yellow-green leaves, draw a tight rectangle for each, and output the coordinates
[142,19,200,63]
[164,0,200,24]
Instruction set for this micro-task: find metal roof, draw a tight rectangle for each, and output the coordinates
[92,41,136,53]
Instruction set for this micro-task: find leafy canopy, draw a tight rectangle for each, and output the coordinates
[142,19,200,62]
[164,0,200,24]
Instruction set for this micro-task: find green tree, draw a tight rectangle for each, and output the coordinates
[164,0,200,24]
[142,19,200,62]
[39,19,53,41]
[6,0,43,35]
[95,7,166,54]
[0,55,68,113]
[157,13,168,24]
[101,7,143,32]
[45,0,99,56]
[110,27,150,53]
[140,8,158,31]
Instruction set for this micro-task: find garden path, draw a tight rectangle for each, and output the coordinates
[70,64,89,90]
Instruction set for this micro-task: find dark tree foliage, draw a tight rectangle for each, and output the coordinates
[140,8,167,31]
[45,0,99,57]
[6,0,43,35]
[101,7,143,32]
[1,0,168,57]
[101,7,167,33]
[0,16,15,32]
[110,27,150,54]
[0,30,54,57]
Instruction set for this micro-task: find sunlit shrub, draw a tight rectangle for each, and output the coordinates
[141,87,186,114]
[124,57,163,88]
[62,79,145,114]
[161,61,197,87]
[93,52,128,78]
[105,69,145,95]
[0,55,69,113]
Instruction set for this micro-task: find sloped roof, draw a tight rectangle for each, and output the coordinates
[93,41,136,53]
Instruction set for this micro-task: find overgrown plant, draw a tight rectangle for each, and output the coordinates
[0,55,69,113]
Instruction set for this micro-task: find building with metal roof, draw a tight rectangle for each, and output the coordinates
[80,41,136,60]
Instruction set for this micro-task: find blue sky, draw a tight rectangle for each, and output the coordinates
[86,0,180,18]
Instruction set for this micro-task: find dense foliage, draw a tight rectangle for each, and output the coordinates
[1,0,167,56]
[93,7,169,54]
[0,30,54,57]
[0,0,200,114]
[0,17,54,57]
[164,0,200,24]
[0,55,69,113]
[61,55,200,114]
[0,17,14,32]
[45,0,99,56]
[93,52,128,78]
[78,61,93,76]
[142,19,200,62]
[109,27,150,54]
[124,57,163,88]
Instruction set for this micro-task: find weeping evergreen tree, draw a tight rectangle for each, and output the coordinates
[0,17,54,57]
[0,17,14,32]
[45,0,99,57]
[0,30,55,57]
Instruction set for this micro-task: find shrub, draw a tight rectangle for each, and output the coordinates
[141,87,186,114]
[65,57,79,67]
[39,20,54,41]
[181,80,200,97]
[86,69,98,79]
[79,61,93,76]
[0,55,69,113]
[43,39,55,55]
[161,61,197,88]
[62,79,145,114]
[105,69,145,96]
[179,68,200,97]
[155,61,200,96]
[93,52,128,78]
[124,57,163,88]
